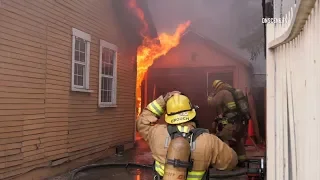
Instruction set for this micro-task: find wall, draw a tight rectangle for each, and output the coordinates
[0,0,136,179]
[266,0,319,179]
[151,33,251,91]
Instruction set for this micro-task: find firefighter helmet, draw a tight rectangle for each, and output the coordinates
[165,94,196,124]
[212,80,224,90]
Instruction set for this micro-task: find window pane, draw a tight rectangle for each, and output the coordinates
[102,77,107,90]
[107,77,113,91]
[102,77,113,91]
[106,90,111,102]
[102,64,113,76]
[74,75,78,85]
[108,65,113,76]
[78,76,84,86]
[101,76,104,89]
[75,50,80,61]
[102,48,109,63]
[74,63,78,74]
[75,38,80,50]
[75,64,84,76]
[101,90,111,103]
[78,64,84,75]
[101,48,115,76]
[80,52,85,62]
[80,41,85,52]
[101,90,105,102]
[74,63,85,86]
[102,51,106,72]
[101,55,105,75]
[108,49,115,64]
[102,77,108,90]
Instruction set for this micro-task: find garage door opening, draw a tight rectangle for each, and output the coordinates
[142,67,235,132]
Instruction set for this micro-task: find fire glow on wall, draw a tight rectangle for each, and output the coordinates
[128,0,190,116]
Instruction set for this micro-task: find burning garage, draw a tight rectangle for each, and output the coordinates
[141,29,253,129]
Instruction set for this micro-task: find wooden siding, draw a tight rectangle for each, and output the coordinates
[0,0,136,179]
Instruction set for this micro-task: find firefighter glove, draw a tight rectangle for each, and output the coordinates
[163,91,181,102]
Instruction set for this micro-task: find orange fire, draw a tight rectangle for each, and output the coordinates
[128,0,191,116]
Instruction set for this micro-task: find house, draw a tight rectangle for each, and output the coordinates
[0,0,157,179]
[142,30,253,129]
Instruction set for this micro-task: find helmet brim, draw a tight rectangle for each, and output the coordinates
[164,109,196,125]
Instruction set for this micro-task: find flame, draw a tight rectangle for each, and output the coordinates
[128,0,191,116]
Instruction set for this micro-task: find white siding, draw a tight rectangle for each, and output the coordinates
[266,0,319,179]
[274,0,297,18]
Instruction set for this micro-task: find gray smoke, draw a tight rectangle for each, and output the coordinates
[147,0,266,75]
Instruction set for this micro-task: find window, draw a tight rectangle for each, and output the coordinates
[71,28,92,92]
[99,40,118,107]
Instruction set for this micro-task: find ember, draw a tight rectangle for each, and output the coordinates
[128,0,190,116]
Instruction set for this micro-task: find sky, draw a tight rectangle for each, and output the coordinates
[147,0,266,74]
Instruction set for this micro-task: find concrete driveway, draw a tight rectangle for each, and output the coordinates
[48,139,264,180]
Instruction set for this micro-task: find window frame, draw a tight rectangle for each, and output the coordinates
[98,39,118,108]
[71,28,92,93]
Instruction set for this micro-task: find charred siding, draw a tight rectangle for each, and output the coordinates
[0,0,136,179]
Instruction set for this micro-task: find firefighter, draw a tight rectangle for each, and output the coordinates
[207,80,251,167]
[136,91,238,180]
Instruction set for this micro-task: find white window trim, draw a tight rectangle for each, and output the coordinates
[71,28,93,93]
[98,39,118,108]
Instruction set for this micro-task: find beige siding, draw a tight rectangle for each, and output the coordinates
[0,0,136,179]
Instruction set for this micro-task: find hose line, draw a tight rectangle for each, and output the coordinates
[69,163,249,180]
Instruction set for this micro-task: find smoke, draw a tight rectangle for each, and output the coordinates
[147,0,265,73]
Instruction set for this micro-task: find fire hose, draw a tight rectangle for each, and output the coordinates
[69,158,265,180]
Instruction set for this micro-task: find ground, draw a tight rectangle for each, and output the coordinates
[48,139,265,180]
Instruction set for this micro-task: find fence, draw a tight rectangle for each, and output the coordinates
[273,0,297,18]
[266,0,319,180]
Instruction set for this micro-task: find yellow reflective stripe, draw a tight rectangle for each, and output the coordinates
[177,125,189,133]
[187,171,205,180]
[155,161,164,176]
[226,102,236,109]
[147,100,164,116]
[221,119,228,125]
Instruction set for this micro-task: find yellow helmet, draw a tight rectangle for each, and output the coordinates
[165,94,196,124]
[212,80,224,90]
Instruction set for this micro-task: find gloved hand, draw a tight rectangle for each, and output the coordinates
[218,123,234,142]
[163,91,181,102]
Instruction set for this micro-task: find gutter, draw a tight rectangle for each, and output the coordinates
[268,0,317,49]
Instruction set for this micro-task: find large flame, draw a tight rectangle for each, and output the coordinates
[128,0,190,116]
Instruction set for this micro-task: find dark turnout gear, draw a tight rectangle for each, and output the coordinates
[137,93,238,180]
[207,80,250,163]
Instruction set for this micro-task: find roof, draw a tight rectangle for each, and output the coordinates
[181,29,253,68]
[112,0,158,42]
